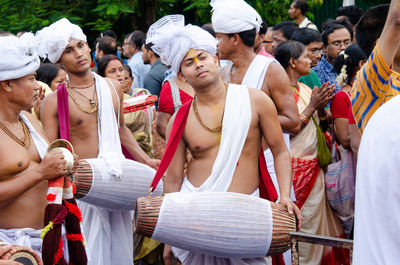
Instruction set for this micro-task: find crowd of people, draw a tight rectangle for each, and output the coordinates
[0,0,398,265]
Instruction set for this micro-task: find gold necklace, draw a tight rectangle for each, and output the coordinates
[192,82,227,133]
[66,81,98,114]
[69,79,95,89]
[0,118,31,149]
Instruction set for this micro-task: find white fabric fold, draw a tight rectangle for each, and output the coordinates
[211,0,262,33]
[149,16,218,73]
[36,18,87,63]
[180,83,251,193]
[20,113,48,159]
[0,33,40,81]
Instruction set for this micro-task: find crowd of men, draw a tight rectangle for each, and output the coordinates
[0,0,399,265]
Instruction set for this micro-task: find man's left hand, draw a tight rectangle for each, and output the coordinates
[278,198,302,230]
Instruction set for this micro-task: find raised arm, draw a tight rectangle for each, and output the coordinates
[378,0,400,66]
[264,63,301,135]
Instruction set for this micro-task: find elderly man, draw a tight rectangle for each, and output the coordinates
[37,18,162,265]
[147,14,301,265]
[0,33,71,258]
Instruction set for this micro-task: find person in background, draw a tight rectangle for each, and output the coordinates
[95,36,117,62]
[263,27,274,55]
[336,5,363,40]
[254,21,273,58]
[331,44,365,155]
[36,63,66,92]
[288,0,318,30]
[274,40,348,265]
[291,28,323,89]
[271,21,299,55]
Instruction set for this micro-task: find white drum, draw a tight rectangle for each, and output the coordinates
[135,192,296,258]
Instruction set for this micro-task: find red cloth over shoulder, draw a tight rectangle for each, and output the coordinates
[158,80,194,115]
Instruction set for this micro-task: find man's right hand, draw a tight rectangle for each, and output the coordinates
[39,151,68,180]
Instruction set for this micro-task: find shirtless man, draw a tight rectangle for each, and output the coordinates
[147,16,301,265]
[0,33,71,257]
[37,18,161,265]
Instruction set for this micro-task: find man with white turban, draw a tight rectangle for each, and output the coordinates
[211,3,300,263]
[147,15,301,265]
[0,33,72,259]
[37,18,162,265]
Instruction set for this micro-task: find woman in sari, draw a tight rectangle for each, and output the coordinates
[275,41,350,265]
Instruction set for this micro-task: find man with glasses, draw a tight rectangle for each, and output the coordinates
[122,31,150,90]
[313,23,352,92]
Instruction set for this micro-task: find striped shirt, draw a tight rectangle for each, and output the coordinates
[351,43,400,133]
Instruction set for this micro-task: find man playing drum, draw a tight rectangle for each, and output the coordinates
[37,18,162,265]
[148,16,301,265]
[0,33,73,259]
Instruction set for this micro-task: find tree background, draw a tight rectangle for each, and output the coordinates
[0,0,389,46]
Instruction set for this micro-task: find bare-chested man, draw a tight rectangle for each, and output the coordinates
[147,15,301,265]
[0,33,71,258]
[211,0,300,208]
[37,18,162,265]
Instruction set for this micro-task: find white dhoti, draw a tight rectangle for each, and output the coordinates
[76,73,161,265]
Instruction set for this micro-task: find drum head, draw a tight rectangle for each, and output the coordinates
[10,251,38,265]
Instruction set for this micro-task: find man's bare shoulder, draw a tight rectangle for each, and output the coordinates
[265,61,287,80]
[247,87,276,113]
[21,111,49,142]
[41,92,58,112]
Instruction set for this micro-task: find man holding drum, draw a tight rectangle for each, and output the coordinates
[38,18,162,265]
[0,33,72,259]
[148,15,301,265]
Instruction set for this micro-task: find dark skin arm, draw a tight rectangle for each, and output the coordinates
[156,111,172,140]
[264,63,301,135]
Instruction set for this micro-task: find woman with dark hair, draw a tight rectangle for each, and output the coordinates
[332,44,366,156]
[275,41,349,265]
[36,63,66,91]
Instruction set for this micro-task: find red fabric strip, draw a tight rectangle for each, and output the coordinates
[57,83,70,141]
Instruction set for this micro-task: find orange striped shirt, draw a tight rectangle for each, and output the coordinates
[351,43,400,133]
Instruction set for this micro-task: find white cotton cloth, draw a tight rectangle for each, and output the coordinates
[150,16,218,73]
[180,84,251,193]
[157,84,269,264]
[36,18,87,63]
[0,33,40,81]
[353,95,400,265]
[211,0,262,33]
[19,113,48,159]
[146,14,185,48]
[76,73,135,265]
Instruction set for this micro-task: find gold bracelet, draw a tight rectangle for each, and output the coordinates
[299,113,310,124]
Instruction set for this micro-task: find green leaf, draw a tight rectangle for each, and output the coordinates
[106,4,119,15]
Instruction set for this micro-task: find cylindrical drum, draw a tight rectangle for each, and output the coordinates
[73,158,163,210]
[135,192,296,258]
[0,244,43,265]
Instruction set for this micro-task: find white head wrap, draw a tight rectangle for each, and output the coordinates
[36,18,87,63]
[211,0,262,33]
[150,15,218,73]
[0,33,40,81]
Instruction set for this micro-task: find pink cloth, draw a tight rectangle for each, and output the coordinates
[258,46,274,58]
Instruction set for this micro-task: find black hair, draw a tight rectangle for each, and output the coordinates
[227,28,257,48]
[291,28,322,45]
[333,44,367,85]
[337,5,364,26]
[201,23,216,37]
[123,64,133,78]
[356,4,389,57]
[322,23,351,46]
[98,36,117,55]
[272,21,299,41]
[293,0,309,15]
[260,21,268,35]
[127,30,146,50]
[274,41,306,69]
[36,63,63,87]
[97,54,123,77]
[103,29,117,39]
[143,40,160,58]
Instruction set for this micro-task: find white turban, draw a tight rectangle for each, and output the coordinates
[150,15,218,73]
[36,18,87,63]
[211,0,262,33]
[0,33,40,81]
